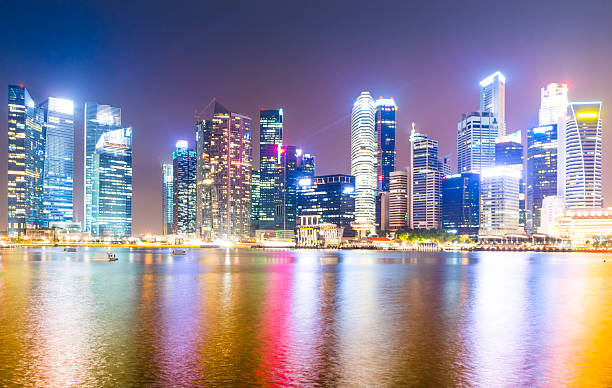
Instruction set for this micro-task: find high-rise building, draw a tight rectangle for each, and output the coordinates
[441,173,480,239]
[495,130,525,229]
[297,174,355,234]
[376,191,389,231]
[388,169,409,230]
[161,163,173,235]
[539,83,569,126]
[251,169,260,231]
[90,127,133,237]
[195,102,252,241]
[84,103,122,233]
[172,140,196,235]
[7,85,45,236]
[410,123,441,230]
[441,154,452,176]
[479,71,506,136]
[480,166,522,236]
[375,97,397,192]
[258,109,283,230]
[40,97,74,227]
[564,102,603,209]
[457,111,498,174]
[300,152,315,178]
[527,124,557,232]
[275,145,300,231]
[350,92,377,227]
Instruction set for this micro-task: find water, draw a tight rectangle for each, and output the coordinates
[0,247,611,386]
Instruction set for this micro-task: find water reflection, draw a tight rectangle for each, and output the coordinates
[0,248,611,385]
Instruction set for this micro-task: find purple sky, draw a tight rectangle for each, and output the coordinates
[1,0,611,234]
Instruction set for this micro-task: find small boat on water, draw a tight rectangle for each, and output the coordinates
[107,251,118,261]
[64,247,77,252]
[171,249,187,255]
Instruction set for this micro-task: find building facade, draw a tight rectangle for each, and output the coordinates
[251,169,260,231]
[7,85,45,236]
[162,163,173,235]
[40,97,74,227]
[388,169,408,230]
[375,97,397,192]
[441,173,480,239]
[457,112,498,174]
[195,102,252,241]
[495,130,525,229]
[479,166,522,236]
[410,123,441,229]
[564,102,603,209]
[350,92,377,227]
[527,124,557,232]
[258,109,283,229]
[479,71,506,136]
[172,140,196,235]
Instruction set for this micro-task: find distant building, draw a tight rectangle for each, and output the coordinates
[296,215,343,248]
[7,84,45,236]
[195,102,252,241]
[251,169,260,231]
[495,130,525,229]
[479,166,522,236]
[548,208,612,247]
[161,163,173,235]
[410,123,441,229]
[479,71,506,136]
[90,127,133,237]
[457,111,498,174]
[375,97,397,192]
[172,140,196,235]
[539,195,565,236]
[539,83,569,126]
[564,102,603,209]
[40,97,74,226]
[388,170,409,230]
[258,109,283,229]
[441,173,480,239]
[527,124,558,232]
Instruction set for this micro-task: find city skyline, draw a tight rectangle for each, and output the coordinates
[1,1,611,235]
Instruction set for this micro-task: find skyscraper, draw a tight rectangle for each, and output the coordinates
[7,85,45,236]
[457,112,498,174]
[297,174,355,232]
[251,169,260,231]
[495,130,525,230]
[162,163,173,235]
[441,173,480,238]
[539,83,569,126]
[84,103,122,233]
[195,102,252,241]
[564,102,603,209]
[258,109,283,230]
[40,97,74,227]
[350,92,377,228]
[480,166,522,236]
[410,123,441,230]
[172,140,196,235]
[479,71,506,136]
[90,127,133,237]
[527,124,557,232]
[388,169,408,230]
[375,97,397,192]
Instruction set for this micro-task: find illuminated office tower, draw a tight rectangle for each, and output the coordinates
[495,130,525,230]
[350,92,377,227]
[527,124,557,232]
[84,103,122,233]
[539,83,569,126]
[480,166,522,236]
[172,140,196,235]
[91,127,133,237]
[251,169,260,231]
[457,111,498,174]
[441,172,480,239]
[410,123,441,229]
[195,102,252,241]
[375,97,397,192]
[161,163,173,235]
[297,174,355,231]
[258,108,283,229]
[300,152,315,178]
[7,85,45,236]
[388,169,409,230]
[479,71,506,136]
[40,97,74,226]
[564,102,603,209]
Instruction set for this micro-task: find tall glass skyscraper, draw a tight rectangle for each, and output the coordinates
[162,163,173,235]
[172,140,196,235]
[91,127,133,237]
[350,92,377,227]
[258,108,283,230]
[297,174,355,233]
[40,97,74,226]
[251,169,260,231]
[84,103,122,233]
[441,172,480,238]
[410,123,441,230]
[457,111,498,174]
[495,130,525,231]
[7,84,45,236]
[388,169,408,230]
[564,102,603,209]
[479,71,506,136]
[375,97,397,192]
[527,124,557,232]
[480,166,522,235]
[539,83,568,199]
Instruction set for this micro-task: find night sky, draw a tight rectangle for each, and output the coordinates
[1,0,611,235]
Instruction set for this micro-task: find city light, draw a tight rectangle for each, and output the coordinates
[577,112,598,119]
[176,140,188,149]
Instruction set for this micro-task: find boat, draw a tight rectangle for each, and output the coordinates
[64,247,77,252]
[171,249,187,255]
[107,251,118,261]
